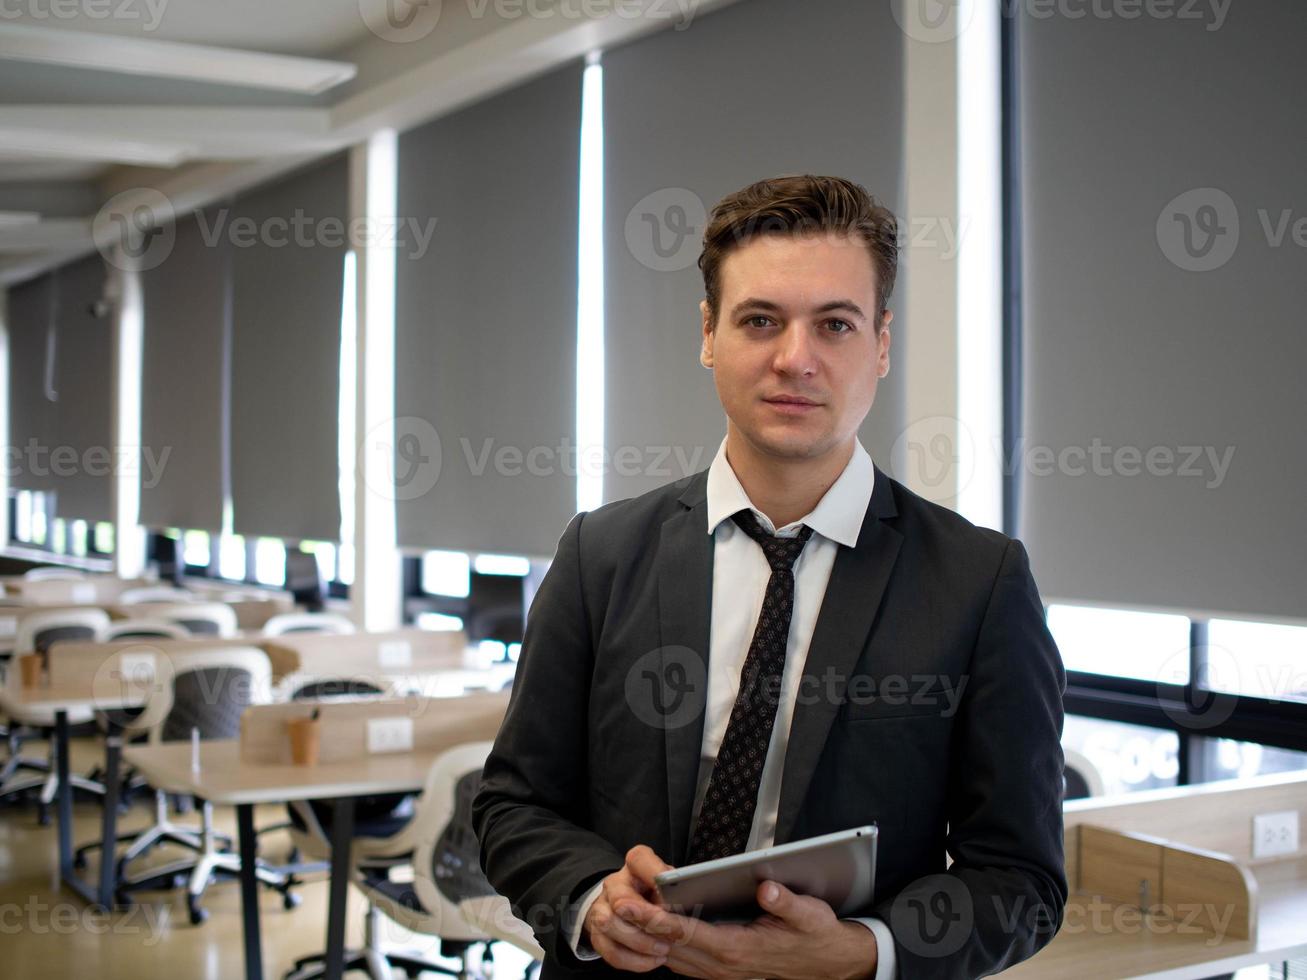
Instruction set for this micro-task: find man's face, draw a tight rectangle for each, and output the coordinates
[700,232,892,463]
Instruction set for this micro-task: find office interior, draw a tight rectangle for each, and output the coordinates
[0,0,1303,978]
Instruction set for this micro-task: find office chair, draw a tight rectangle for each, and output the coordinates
[136,601,238,638]
[107,647,299,923]
[22,567,87,582]
[117,586,195,605]
[260,612,356,637]
[0,608,111,820]
[102,619,191,642]
[285,741,542,980]
[1064,748,1106,800]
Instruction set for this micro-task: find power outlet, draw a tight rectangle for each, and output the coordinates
[367,717,414,755]
[1252,810,1300,859]
[378,640,412,669]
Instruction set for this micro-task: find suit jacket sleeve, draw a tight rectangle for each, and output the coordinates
[472,511,625,970]
[872,538,1068,978]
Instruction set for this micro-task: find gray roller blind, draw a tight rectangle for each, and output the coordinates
[139,209,230,532]
[601,0,905,502]
[48,254,113,522]
[6,272,57,493]
[1018,6,1307,620]
[395,61,582,557]
[229,155,347,542]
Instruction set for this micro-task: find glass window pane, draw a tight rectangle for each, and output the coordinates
[1063,715,1180,797]
[1194,737,1307,784]
[15,491,32,543]
[1206,619,1307,703]
[416,612,464,632]
[94,522,114,554]
[51,518,66,554]
[473,553,531,577]
[1048,604,1191,684]
[69,519,88,557]
[423,551,471,597]
[254,538,286,587]
[218,534,246,581]
[182,530,211,568]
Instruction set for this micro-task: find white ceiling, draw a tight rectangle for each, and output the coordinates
[0,0,378,55]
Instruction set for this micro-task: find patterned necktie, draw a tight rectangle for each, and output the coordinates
[686,509,815,864]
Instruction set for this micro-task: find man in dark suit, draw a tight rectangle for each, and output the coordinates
[473,175,1067,979]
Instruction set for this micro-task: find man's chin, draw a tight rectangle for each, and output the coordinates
[741,426,833,461]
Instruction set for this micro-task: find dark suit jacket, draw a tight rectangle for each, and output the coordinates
[473,466,1068,979]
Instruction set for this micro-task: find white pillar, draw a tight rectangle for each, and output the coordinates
[0,288,9,549]
[348,131,401,631]
[111,251,146,577]
[896,0,1004,528]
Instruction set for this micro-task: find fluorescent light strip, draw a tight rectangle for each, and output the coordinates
[576,58,605,513]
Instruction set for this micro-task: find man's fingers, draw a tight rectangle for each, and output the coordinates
[591,927,668,973]
[621,901,709,944]
[625,844,673,889]
[756,880,828,932]
[593,905,673,958]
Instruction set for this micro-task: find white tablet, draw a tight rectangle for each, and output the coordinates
[654,825,877,922]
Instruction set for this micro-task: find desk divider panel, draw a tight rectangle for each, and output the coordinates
[1076,824,1258,942]
[259,629,470,679]
[239,689,509,765]
[45,638,273,700]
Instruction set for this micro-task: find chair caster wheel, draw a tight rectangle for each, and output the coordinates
[187,897,209,925]
[283,891,302,911]
[37,806,50,826]
[73,853,86,869]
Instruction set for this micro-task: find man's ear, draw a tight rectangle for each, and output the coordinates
[700,299,715,369]
[877,310,893,379]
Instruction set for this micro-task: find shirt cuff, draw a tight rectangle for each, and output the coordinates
[847,917,897,980]
[567,881,606,961]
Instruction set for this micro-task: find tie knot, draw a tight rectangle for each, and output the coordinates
[731,509,814,572]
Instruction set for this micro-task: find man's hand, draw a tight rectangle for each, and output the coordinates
[627,879,878,980]
[582,845,675,972]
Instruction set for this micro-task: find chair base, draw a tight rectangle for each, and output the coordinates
[285,947,463,980]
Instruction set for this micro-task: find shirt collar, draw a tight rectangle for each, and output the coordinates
[705,436,874,548]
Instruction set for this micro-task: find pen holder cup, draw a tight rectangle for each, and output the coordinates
[287,717,321,767]
[19,653,44,689]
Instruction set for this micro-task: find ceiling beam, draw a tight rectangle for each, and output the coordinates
[0,22,357,94]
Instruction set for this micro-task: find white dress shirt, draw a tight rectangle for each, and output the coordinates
[569,437,896,980]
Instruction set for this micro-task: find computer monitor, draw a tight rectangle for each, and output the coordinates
[285,549,325,611]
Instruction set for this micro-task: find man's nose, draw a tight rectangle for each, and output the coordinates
[772,324,819,376]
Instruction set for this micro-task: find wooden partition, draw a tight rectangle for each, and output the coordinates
[44,637,274,701]
[260,628,470,680]
[239,689,509,765]
[1074,825,1257,940]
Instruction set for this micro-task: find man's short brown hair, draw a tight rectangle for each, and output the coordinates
[698,174,899,327]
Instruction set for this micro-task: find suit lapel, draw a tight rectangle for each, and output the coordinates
[773,467,902,844]
[657,474,713,864]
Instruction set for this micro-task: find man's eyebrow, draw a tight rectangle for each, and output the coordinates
[728,298,868,319]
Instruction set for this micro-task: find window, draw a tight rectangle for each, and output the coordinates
[1206,618,1307,704]
[14,490,33,543]
[422,550,470,598]
[1048,603,1191,684]
[93,522,114,555]
[51,517,66,554]
[182,529,211,569]
[1195,737,1307,784]
[415,611,464,632]
[1063,715,1180,796]
[253,538,286,587]
[69,519,88,557]
[218,533,246,581]
[472,553,530,577]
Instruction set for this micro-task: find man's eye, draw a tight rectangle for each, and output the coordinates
[826,319,854,334]
[745,316,774,328]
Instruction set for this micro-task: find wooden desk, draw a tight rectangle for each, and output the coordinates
[1004,773,1307,978]
[0,682,144,909]
[124,690,509,980]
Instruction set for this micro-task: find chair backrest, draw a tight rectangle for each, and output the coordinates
[412,742,499,919]
[125,646,272,744]
[261,612,356,637]
[102,619,191,641]
[22,567,87,582]
[118,586,195,605]
[15,608,110,656]
[140,601,238,638]
[1064,748,1106,800]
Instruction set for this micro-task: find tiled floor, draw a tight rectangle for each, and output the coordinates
[0,735,534,979]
